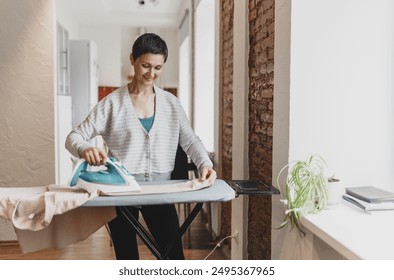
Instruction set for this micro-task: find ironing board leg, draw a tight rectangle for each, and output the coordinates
[119,203,204,260]
[163,202,203,257]
[119,206,165,260]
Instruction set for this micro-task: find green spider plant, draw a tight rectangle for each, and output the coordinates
[276,155,329,236]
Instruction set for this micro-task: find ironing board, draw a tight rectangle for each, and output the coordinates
[83,179,236,260]
[0,179,277,257]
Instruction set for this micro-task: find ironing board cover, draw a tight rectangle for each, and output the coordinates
[83,179,236,207]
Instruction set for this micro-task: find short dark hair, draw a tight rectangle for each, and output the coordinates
[132,33,168,62]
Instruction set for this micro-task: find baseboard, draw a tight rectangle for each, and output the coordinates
[0,240,19,247]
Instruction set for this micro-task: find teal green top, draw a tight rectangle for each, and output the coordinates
[139,114,155,132]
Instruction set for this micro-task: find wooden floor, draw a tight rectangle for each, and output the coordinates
[0,205,227,260]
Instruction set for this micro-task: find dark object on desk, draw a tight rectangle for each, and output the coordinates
[225,180,280,196]
[345,186,394,203]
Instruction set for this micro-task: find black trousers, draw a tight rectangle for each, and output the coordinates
[107,204,185,260]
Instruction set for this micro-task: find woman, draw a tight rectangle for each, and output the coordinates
[65,33,216,260]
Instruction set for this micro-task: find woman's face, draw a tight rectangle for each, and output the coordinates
[131,53,165,87]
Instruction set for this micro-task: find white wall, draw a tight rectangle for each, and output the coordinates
[194,0,215,152]
[179,36,191,119]
[272,0,293,259]
[79,25,122,87]
[154,28,179,89]
[55,0,79,37]
[272,0,394,259]
[231,0,250,260]
[0,0,55,239]
[177,0,193,120]
[121,27,139,86]
[289,0,394,190]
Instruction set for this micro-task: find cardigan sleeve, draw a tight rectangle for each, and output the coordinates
[65,118,100,158]
[177,100,213,170]
[65,98,110,158]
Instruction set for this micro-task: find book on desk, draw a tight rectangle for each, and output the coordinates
[343,186,394,211]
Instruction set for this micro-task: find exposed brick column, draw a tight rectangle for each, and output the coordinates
[220,0,234,243]
[247,0,275,259]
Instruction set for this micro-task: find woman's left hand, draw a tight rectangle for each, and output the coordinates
[199,166,217,186]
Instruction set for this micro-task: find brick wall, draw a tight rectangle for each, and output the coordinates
[219,0,274,259]
[220,0,234,243]
[247,0,275,259]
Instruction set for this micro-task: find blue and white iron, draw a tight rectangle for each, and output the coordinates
[69,157,140,194]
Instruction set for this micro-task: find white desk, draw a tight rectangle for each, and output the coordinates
[301,199,394,259]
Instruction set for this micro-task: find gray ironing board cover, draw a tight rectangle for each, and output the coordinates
[83,179,235,207]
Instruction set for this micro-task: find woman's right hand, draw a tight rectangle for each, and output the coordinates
[81,147,107,166]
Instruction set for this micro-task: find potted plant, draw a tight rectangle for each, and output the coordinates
[276,154,334,236]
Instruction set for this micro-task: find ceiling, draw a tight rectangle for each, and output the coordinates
[57,0,184,28]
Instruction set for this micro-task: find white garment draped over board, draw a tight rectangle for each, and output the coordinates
[0,185,115,253]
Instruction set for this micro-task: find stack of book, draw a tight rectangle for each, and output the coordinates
[343,186,394,211]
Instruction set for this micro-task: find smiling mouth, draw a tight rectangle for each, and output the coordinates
[144,76,154,81]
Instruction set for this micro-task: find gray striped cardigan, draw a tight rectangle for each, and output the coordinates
[65,85,212,181]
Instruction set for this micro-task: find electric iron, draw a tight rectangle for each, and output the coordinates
[69,157,141,194]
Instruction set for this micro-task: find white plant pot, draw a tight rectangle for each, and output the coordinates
[325,179,345,209]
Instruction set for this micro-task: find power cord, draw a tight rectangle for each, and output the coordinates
[204,234,237,260]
